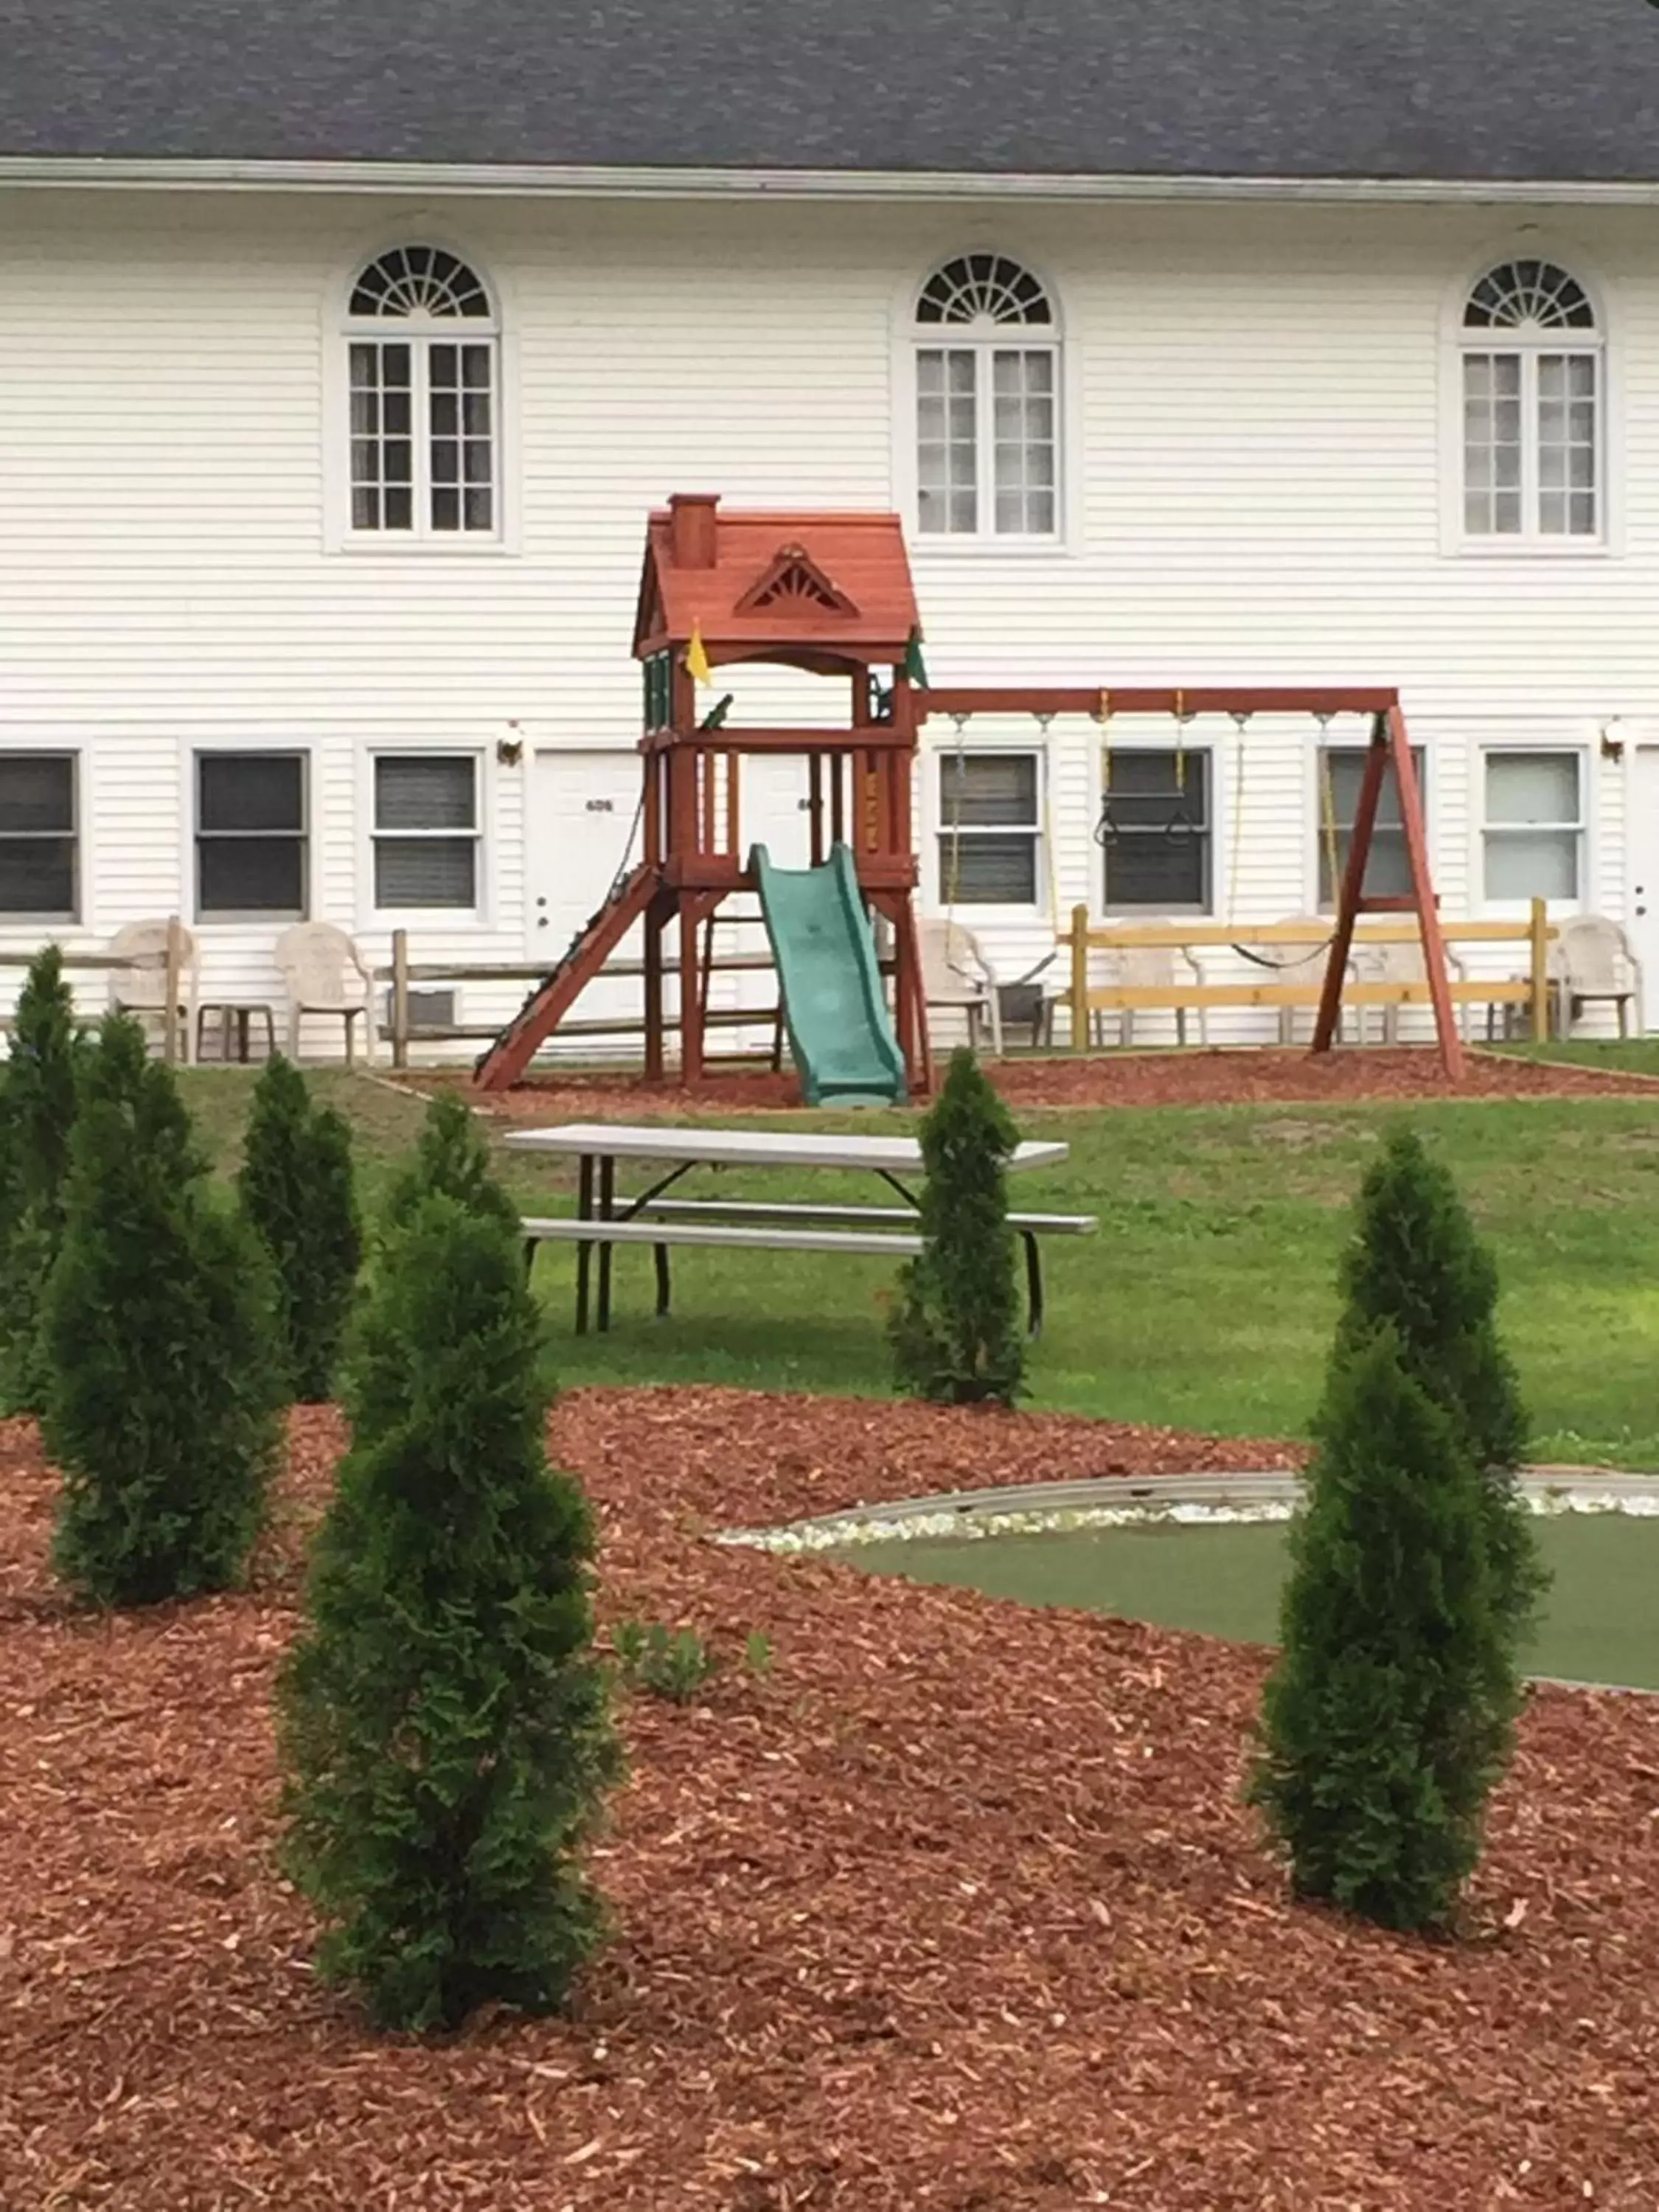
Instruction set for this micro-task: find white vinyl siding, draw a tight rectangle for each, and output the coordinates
[0,194,1653,1048]
[373,754,481,911]
[1483,751,1585,902]
[0,752,77,919]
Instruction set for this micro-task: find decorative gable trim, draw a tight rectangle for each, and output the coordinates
[737,544,859,618]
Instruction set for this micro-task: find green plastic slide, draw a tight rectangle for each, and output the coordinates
[750,841,908,1107]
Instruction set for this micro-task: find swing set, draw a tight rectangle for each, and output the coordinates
[472,493,1472,1096]
[921,685,1467,1080]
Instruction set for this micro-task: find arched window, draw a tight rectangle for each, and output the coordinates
[347,246,498,537]
[914,254,1059,538]
[1461,260,1601,542]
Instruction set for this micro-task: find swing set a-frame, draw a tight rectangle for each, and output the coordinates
[473,495,1464,1093]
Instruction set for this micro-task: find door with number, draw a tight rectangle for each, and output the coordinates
[528,748,645,1044]
[1630,747,1659,1032]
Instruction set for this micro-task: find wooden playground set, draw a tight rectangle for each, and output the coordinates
[473,492,1473,1097]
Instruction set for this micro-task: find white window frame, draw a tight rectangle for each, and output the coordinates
[1478,746,1589,914]
[0,751,80,924]
[1444,254,1612,558]
[904,253,1067,553]
[368,749,488,923]
[193,748,310,924]
[1096,744,1215,919]
[332,243,509,555]
[932,745,1046,917]
[1312,743,1430,914]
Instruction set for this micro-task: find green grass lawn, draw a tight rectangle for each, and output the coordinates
[838,1514,1659,1689]
[178,1066,1659,1471]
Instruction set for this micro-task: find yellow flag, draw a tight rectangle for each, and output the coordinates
[686,624,713,688]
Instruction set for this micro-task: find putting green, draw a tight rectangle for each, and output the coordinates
[838,1512,1659,1690]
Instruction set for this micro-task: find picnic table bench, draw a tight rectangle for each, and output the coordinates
[503,1123,1095,1338]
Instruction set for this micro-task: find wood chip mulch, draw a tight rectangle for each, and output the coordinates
[5,1386,1659,2210]
[437,1047,1659,1124]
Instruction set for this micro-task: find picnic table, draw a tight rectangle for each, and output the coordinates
[501,1121,1091,1338]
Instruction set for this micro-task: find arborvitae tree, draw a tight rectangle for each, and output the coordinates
[1249,1326,1521,1933]
[888,1046,1025,1408]
[239,1055,363,1403]
[0,945,86,1412]
[278,1192,619,2032]
[1335,1123,1544,1643]
[46,1016,284,1607]
[382,1091,521,1238]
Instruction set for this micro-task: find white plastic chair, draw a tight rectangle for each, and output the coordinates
[919,919,1004,1056]
[274,923,376,1064]
[1090,928,1208,1048]
[108,919,199,1065]
[1549,915,1643,1038]
[1350,936,1470,1046]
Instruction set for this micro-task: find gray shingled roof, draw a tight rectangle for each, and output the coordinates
[1,0,1658,180]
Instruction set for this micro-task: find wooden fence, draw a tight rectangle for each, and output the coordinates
[1067,900,1554,1046]
[380,931,785,1072]
[0,917,188,1062]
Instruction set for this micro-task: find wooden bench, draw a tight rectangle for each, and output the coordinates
[521,1203,1096,1338]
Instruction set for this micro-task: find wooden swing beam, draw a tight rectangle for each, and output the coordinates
[917,682,1464,1082]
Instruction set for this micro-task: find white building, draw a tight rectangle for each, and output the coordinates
[2,0,1658,1053]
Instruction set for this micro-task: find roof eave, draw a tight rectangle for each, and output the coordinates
[4,156,1659,203]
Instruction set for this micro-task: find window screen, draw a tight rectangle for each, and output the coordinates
[196,753,307,916]
[1098,751,1210,911]
[1318,748,1426,909]
[1484,751,1583,902]
[937,753,1040,905]
[0,754,76,916]
[374,754,479,908]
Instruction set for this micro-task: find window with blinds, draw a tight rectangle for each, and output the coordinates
[936,752,1040,905]
[0,754,77,917]
[1483,751,1583,902]
[1098,751,1211,912]
[1317,748,1426,909]
[373,755,480,909]
[196,753,307,917]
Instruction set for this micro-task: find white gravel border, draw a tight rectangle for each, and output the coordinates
[720,1473,1659,1557]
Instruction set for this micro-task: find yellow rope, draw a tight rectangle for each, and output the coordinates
[1097,689,1112,790]
[1318,737,1342,908]
[1174,689,1188,791]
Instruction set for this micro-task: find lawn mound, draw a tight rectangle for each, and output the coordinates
[4,1388,1658,2208]
[447,1046,1659,1122]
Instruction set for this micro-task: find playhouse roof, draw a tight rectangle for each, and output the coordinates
[634,501,920,670]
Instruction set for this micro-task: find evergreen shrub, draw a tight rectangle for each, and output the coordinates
[239,1054,362,1402]
[1249,1326,1521,1933]
[888,1046,1025,1407]
[278,1189,619,2033]
[46,1017,283,1606]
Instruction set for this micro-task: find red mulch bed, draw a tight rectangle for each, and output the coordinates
[437,1048,1659,1122]
[5,1388,1659,2208]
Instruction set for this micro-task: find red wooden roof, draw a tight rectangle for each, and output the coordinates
[634,496,920,668]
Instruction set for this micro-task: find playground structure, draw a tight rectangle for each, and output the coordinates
[474,496,1464,1093]
[476,495,928,1099]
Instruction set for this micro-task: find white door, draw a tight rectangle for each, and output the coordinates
[1630,748,1659,1032]
[528,748,646,1043]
